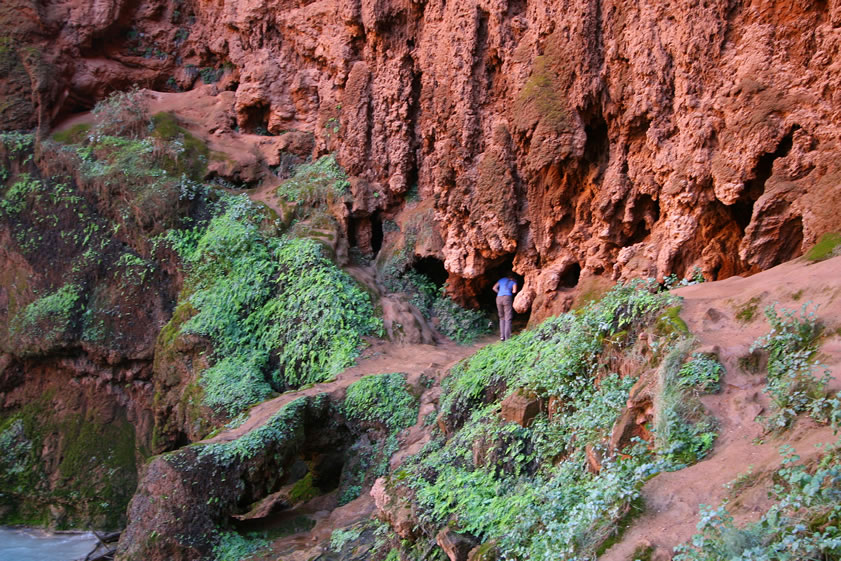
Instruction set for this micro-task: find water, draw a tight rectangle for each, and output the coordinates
[0,527,98,561]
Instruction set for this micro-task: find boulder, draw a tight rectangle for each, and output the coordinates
[500,390,544,427]
[436,528,478,561]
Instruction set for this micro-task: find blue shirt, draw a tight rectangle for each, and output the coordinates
[497,278,516,297]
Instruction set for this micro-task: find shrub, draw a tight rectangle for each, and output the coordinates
[170,194,381,415]
[750,304,834,429]
[344,373,419,434]
[91,86,150,139]
[275,155,349,207]
[674,445,841,561]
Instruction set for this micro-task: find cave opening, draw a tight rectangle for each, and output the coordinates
[732,126,797,233]
[370,213,384,255]
[412,256,448,289]
[241,103,271,134]
[625,194,660,246]
[477,255,531,333]
[583,110,610,179]
[347,212,385,257]
[559,262,581,288]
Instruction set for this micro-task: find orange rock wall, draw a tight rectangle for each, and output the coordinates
[5,0,841,319]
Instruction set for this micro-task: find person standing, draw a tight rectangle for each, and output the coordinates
[493,274,517,341]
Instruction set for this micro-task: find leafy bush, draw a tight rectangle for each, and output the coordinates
[344,373,419,434]
[170,194,381,415]
[275,155,349,206]
[389,280,686,559]
[655,346,719,467]
[91,86,150,139]
[212,530,268,561]
[675,445,841,561]
[678,353,723,394]
[750,304,833,429]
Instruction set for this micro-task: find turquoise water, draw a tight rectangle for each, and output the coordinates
[0,527,98,561]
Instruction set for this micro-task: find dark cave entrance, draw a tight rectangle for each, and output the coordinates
[559,262,582,288]
[479,255,530,334]
[732,126,797,235]
[348,212,385,257]
[707,126,801,278]
[241,103,271,134]
[412,256,448,289]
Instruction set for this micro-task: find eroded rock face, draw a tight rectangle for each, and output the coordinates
[12,0,841,320]
[116,394,339,561]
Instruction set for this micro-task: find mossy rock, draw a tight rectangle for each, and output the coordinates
[655,306,689,336]
[805,232,841,262]
[51,123,91,145]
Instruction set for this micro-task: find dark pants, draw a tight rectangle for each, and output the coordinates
[497,295,513,341]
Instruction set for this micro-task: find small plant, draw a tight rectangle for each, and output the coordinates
[750,304,833,429]
[674,444,841,560]
[655,345,719,468]
[344,373,419,434]
[199,67,224,84]
[275,155,350,207]
[91,86,150,139]
[211,530,268,561]
[736,296,761,323]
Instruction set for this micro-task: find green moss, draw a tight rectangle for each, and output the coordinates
[805,232,841,262]
[655,306,689,337]
[735,296,761,323]
[52,123,91,144]
[157,299,197,351]
[288,472,320,504]
[0,391,138,529]
[513,54,570,132]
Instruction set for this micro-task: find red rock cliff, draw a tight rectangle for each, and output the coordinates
[3,0,841,319]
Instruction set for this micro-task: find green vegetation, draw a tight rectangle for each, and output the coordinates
[7,283,82,354]
[0,392,138,529]
[169,194,381,415]
[212,531,269,561]
[805,232,841,262]
[750,304,839,430]
[389,280,691,559]
[675,443,841,560]
[344,373,419,434]
[275,154,349,206]
[655,347,720,467]
[514,54,569,132]
[197,395,322,464]
[90,86,150,139]
[736,296,762,323]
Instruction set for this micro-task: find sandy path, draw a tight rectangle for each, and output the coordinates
[602,255,841,560]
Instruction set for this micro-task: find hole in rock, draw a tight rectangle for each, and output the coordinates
[558,262,581,288]
[411,256,448,289]
[371,213,384,255]
[241,103,270,134]
[625,194,660,246]
[478,255,530,334]
[348,213,384,257]
[733,126,797,233]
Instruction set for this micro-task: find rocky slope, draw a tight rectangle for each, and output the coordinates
[4,0,841,321]
[3,0,841,558]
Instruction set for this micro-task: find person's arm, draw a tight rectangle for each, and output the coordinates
[493,281,499,293]
[512,282,518,294]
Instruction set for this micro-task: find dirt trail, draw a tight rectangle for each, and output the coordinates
[603,255,841,560]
